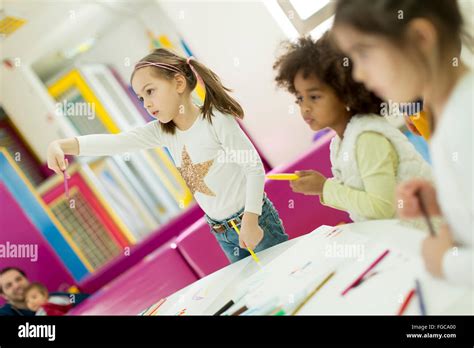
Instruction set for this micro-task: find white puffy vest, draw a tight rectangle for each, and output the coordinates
[329,114,433,222]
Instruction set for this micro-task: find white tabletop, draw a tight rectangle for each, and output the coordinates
[148,220,473,316]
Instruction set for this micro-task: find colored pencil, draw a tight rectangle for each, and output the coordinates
[397,288,416,315]
[213,299,235,316]
[292,271,336,315]
[230,305,248,316]
[143,298,166,316]
[415,279,427,315]
[341,249,390,296]
[266,173,299,181]
[63,171,69,199]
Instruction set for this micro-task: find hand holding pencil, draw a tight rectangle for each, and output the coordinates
[289,170,327,196]
[236,213,264,251]
[396,179,441,220]
[230,220,261,265]
[397,179,455,278]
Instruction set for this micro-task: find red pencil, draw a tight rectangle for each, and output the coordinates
[397,289,416,315]
[341,249,390,296]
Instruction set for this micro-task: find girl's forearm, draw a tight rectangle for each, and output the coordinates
[57,138,80,155]
[242,211,259,225]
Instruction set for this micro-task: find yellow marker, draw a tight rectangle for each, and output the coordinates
[229,220,261,265]
[266,173,299,181]
[409,110,431,140]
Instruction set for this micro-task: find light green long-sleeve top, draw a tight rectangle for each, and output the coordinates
[321,131,399,220]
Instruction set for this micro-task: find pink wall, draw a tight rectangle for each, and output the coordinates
[0,182,75,304]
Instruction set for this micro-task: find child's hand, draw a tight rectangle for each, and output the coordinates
[290,170,327,195]
[421,224,454,278]
[239,213,264,250]
[404,115,422,136]
[47,141,69,176]
[396,179,441,218]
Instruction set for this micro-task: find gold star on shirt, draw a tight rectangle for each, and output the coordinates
[177,145,216,197]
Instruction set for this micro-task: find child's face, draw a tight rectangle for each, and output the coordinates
[25,288,47,312]
[293,70,348,132]
[132,67,184,123]
[333,25,424,103]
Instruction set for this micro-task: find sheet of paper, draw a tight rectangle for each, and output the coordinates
[143,234,305,315]
[142,221,470,315]
[297,242,469,315]
[235,225,371,309]
[154,257,253,315]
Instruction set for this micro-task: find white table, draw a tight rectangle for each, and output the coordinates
[149,220,473,315]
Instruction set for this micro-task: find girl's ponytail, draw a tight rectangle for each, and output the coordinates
[187,58,244,122]
[131,48,243,134]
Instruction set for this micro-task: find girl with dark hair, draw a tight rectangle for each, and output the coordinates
[273,31,432,223]
[333,0,472,287]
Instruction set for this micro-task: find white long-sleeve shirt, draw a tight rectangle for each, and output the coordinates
[76,111,265,220]
[430,71,473,287]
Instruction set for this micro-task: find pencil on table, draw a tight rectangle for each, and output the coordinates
[415,279,427,315]
[397,288,416,315]
[292,271,335,315]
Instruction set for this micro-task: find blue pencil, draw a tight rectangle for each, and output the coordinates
[415,279,427,315]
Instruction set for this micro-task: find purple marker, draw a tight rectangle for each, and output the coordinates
[63,171,69,200]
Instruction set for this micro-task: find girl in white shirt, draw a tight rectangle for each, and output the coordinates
[47,48,288,263]
[333,0,473,287]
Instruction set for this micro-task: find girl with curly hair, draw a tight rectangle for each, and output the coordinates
[273,31,432,223]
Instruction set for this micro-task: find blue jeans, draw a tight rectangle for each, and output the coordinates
[205,195,288,263]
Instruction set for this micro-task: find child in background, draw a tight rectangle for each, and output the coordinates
[273,32,432,224]
[25,283,73,316]
[402,29,463,141]
[333,0,472,287]
[47,48,288,263]
[401,99,432,140]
